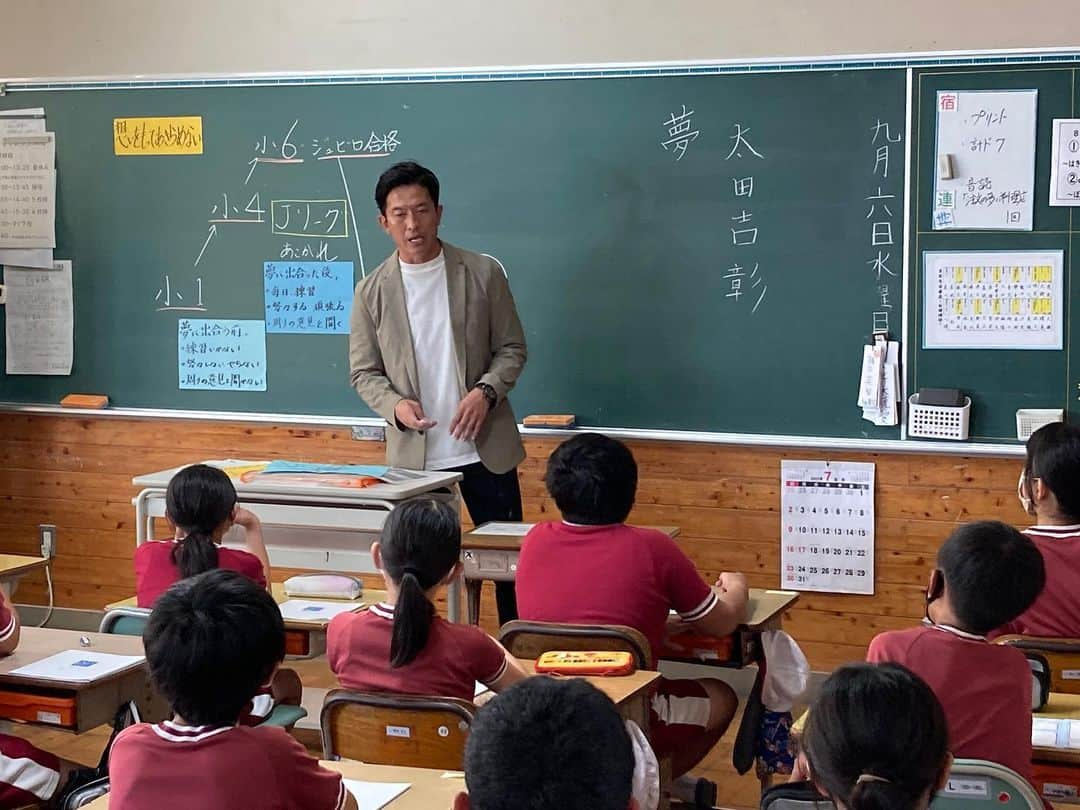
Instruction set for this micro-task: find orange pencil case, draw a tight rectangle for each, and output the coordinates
[534,650,637,676]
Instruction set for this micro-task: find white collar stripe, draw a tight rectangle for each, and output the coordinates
[1026,524,1080,537]
[932,624,987,642]
[152,722,234,743]
[369,603,396,620]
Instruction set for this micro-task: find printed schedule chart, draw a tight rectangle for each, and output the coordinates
[780,460,876,595]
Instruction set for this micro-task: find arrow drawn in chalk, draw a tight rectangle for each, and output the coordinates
[194,224,217,268]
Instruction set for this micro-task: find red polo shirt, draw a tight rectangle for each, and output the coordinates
[867,624,1032,779]
[108,721,346,810]
[995,525,1080,639]
[134,541,266,607]
[327,603,507,701]
[515,522,718,660]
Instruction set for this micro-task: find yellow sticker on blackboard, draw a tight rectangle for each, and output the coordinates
[113,116,203,155]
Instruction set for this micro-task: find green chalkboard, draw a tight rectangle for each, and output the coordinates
[0,69,906,437]
[910,66,1078,441]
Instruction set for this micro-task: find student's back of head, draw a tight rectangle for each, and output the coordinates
[545,433,637,525]
[459,677,635,810]
[934,520,1045,634]
[144,568,285,727]
[165,463,237,579]
[1022,421,1080,521]
[377,497,461,668]
[803,663,949,810]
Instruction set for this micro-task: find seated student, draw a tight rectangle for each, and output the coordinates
[327,498,527,701]
[516,433,747,806]
[455,677,637,810]
[998,421,1080,637]
[134,463,270,607]
[867,520,1044,780]
[109,569,356,810]
[133,463,297,723]
[800,662,950,810]
[0,589,97,808]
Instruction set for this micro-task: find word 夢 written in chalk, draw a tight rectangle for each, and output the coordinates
[114,116,204,156]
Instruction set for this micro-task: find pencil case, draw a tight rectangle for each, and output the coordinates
[283,574,362,600]
[534,650,636,676]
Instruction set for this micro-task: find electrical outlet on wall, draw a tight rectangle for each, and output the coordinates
[39,524,56,559]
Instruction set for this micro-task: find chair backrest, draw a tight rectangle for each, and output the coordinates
[99,607,151,636]
[58,776,110,809]
[760,781,834,810]
[320,689,476,770]
[932,759,1043,810]
[995,634,1080,695]
[498,620,654,668]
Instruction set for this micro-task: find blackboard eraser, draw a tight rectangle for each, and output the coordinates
[61,394,110,409]
[916,388,964,408]
[523,414,576,428]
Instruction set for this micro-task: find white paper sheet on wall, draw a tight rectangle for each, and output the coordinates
[4,260,73,375]
[933,89,1037,230]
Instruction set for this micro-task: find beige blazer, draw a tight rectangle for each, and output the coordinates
[348,242,527,474]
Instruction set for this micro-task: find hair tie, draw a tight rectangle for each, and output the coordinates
[856,774,891,785]
[402,566,423,582]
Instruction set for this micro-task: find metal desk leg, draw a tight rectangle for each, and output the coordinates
[464,579,483,625]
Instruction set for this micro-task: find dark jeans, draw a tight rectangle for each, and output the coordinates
[452,461,522,625]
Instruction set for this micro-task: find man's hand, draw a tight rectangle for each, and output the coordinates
[449,388,491,441]
[394,399,437,431]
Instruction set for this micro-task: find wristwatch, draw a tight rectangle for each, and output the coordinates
[474,382,497,408]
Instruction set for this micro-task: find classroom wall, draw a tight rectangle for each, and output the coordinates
[0,0,1078,79]
[0,412,1029,671]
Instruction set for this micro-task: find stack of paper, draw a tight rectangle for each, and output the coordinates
[857,340,900,426]
[1033,717,1080,749]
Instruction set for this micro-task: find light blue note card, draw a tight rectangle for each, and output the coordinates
[264,261,353,334]
[178,319,267,391]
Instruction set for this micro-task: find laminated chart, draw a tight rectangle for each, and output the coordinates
[922,250,1063,350]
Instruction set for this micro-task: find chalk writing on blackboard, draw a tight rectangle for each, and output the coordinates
[155,274,206,313]
[246,119,304,185]
[866,118,902,337]
[312,130,400,160]
[209,192,265,224]
[723,123,767,314]
[279,240,338,262]
[660,105,699,161]
[270,200,348,238]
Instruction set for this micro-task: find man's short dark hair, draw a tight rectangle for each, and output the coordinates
[143,569,285,726]
[375,161,440,214]
[464,678,634,810]
[544,433,638,525]
[937,520,1045,634]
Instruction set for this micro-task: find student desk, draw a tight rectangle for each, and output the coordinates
[461,522,682,625]
[0,628,148,733]
[81,761,463,809]
[0,554,47,598]
[106,583,388,658]
[519,658,661,730]
[131,462,463,619]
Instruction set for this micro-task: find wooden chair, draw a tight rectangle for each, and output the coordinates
[994,635,1080,695]
[498,620,654,668]
[320,689,476,770]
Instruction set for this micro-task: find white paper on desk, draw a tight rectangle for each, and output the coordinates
[278,600,362,621]
[0,109,46,136]
[10,650,144,683]
[4,260,73,375]
[473,522,536,536]
[474,681,489,698]
[342,779,410,810]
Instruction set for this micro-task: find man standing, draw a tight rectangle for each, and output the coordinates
[349,161,527,624]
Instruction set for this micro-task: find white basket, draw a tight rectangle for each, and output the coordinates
[1016,409,1064,441]
[908,394,971,441]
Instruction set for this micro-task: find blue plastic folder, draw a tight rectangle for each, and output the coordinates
[260,461,390,478]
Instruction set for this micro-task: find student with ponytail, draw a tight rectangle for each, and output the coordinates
[133,464,297,725]
[801,663,951,810]
[134,464,271,607]
[327,498,527,701]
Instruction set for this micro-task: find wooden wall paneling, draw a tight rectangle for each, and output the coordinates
[0,413,1030,669]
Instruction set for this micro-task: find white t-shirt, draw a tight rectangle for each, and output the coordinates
[399,252,481,470]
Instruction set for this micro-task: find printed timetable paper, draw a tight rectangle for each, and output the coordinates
[781,460,875,595]
[10,650,144,683]
[1049,119,1080,205]
[933,89,1037,230]
[922,250,1063,350]
[4,260,73,375]
[0,133,56,248]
